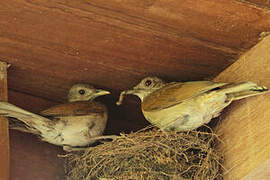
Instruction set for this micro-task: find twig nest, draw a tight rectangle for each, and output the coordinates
[64,127,223,180]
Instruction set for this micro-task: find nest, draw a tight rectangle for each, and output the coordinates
[64,127,224,180]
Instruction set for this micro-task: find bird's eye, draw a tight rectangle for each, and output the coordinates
[79,89,85,95]
[145,80,152,87]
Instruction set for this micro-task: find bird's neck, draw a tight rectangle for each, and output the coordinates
[136,91,151,102]
[136,88,161,102]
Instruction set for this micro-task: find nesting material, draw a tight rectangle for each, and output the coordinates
[64,127,223,180]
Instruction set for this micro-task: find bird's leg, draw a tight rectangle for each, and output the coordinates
[63,146,87,152]
[63,135,119,152]
[88,135,119,141]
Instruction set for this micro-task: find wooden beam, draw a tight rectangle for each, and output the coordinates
[0,0,270,103]
[0,61,9,180]
[214,36,270,179]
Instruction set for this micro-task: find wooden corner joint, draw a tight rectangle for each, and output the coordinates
[0,61,9,102]
[0,60,10,180]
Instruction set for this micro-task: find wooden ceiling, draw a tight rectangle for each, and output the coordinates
[1,0,270,103]
[1,0,270,179]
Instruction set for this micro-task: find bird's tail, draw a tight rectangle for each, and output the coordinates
[0,102,55,134]
[9,117,40,134]
[219,82,269,101]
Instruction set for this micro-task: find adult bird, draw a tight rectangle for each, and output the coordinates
[117,77,268,131]
[0,84,111,151]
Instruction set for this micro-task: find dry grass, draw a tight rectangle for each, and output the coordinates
[64,127,223,180]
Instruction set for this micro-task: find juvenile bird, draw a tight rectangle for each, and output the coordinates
[0,84,111,151]
[117,77,269,131]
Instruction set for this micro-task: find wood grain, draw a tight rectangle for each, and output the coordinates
[240,0,270,9]
[241,158,270,180]
[214,36,270,179]
[0,61,9,180]
[0,0,270,103]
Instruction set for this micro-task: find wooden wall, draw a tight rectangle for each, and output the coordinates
[214,35,270,179]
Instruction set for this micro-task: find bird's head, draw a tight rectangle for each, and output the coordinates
[68,84,110,102]
[116,76,166,105]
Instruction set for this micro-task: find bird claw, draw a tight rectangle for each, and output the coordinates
[89,135,119,142]
[63,146,87,152]
[63,135,119,152]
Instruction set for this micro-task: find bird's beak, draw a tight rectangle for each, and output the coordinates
[93,89,111,99]
[116,89,138,105]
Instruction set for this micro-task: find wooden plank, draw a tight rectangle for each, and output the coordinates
[241,158,270,180]
[8,90,57,113]
[214,36,270,179]
[0,61,9,180]
[0,0,270,102]
[240,0,270,9]
[10,130,65,180]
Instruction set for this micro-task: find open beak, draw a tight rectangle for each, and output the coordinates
[116,89,138,106]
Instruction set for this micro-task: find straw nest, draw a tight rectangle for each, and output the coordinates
[64,127,223,180]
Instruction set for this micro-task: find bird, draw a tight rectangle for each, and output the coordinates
[0,84,112,151]
[116,76,269,131]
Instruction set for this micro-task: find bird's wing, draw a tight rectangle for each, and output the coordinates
[0,102,55,133]
[40,101,107,117]
[142,81,229,112]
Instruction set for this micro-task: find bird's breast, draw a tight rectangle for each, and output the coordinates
[142,92,228,131]
[44,113,107,147]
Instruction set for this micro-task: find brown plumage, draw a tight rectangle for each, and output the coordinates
[0,84,111,151]
[117,77,269,131]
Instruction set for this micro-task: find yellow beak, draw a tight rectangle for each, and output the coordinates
[93,89,111,99]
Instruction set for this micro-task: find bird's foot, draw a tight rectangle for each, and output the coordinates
[63,145,88,152]
[63,135,119,152]
[89,135,119,141]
